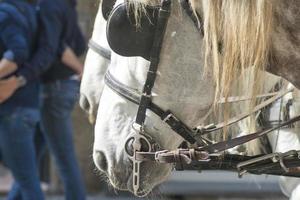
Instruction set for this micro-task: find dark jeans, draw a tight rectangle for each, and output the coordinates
[0,107,44,200]
[41,79,86,200]
[10,79,86,200]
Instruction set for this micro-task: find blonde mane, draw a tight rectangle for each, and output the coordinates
[202,0,274,101]
[201,0,275,135]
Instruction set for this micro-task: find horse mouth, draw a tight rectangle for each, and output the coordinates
[99,159,171,197]
[106,176,151,197]
[126,174,153,197]
[93,149,173,196]
[106,165,153,196]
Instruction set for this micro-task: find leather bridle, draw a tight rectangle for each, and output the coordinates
[90,0,300,195]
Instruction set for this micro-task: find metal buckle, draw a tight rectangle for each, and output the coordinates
[163,113,178,123]
[194,124,216,134]
[154,150,169,163]
[132,122,144,133]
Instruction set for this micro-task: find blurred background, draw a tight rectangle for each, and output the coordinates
[0,0,291,199]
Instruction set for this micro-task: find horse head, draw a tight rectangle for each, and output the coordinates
[92,0,214,196]
[85,0,300,197]
[79,0,111,121]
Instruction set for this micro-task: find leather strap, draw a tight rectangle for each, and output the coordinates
[105,71,198,144]
[88,39,111,60]
[199,113,300,153]
[180,0,203,33]
[181,153,300,178]
[197,87,294,135]
[132,112,300,165]
[135,0,171,127]
[218,92,280,104]
[105,70,293,145]
[135,149,209,164]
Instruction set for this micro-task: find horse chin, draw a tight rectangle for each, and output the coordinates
[128,162,173,196]
[106,159,173,197]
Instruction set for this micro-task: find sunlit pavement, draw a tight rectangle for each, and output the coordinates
[45,196,286,200]
[0,168,289,200]
[0,196,288,200]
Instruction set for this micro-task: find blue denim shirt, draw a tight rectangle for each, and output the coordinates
[18,0,86,82]
[0,0,37,66]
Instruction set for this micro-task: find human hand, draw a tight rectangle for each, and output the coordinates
[0,76,19,103]
[0,59,18,79]
[77,67,83,80]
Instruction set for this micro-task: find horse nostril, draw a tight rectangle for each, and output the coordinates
[94,150,108,172]
[79,94,91,112]
[125,137,135,157]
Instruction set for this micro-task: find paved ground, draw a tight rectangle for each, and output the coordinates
[0,196,288,200]
[0,167,289,200]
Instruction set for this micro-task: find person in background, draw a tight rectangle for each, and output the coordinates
[33,0,87,199]
[0,0,44,199]
[0,0,87,199]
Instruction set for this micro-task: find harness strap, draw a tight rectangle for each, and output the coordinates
[218,92,280,104]
[183,152,300,177]
[199,113,300,153]
[105,70,294,144]
[135,0,171,127]
[197,87,294,135]
[105,71,198,144]
[180,0,202,32]
[132,113,300,164]
[88,39,111,60]
[135,149,210,164]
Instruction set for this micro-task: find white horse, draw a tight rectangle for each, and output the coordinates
[79,0,111,121]
[80,0,300,198]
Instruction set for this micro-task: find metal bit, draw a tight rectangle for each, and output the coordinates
[133,152,141,195]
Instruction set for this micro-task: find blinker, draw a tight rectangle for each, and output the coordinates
[106,3,159,61]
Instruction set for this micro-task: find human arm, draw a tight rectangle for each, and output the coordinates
[0,75,24,103]
[61,46,83,77]
[17,1,64,82]
[0,2,63,103]
[0,13,29,79]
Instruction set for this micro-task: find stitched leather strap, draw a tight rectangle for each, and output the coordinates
[88,39,111,60]
[105,71,198,144]
[135,0,171,127]
[197,87,294,135]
